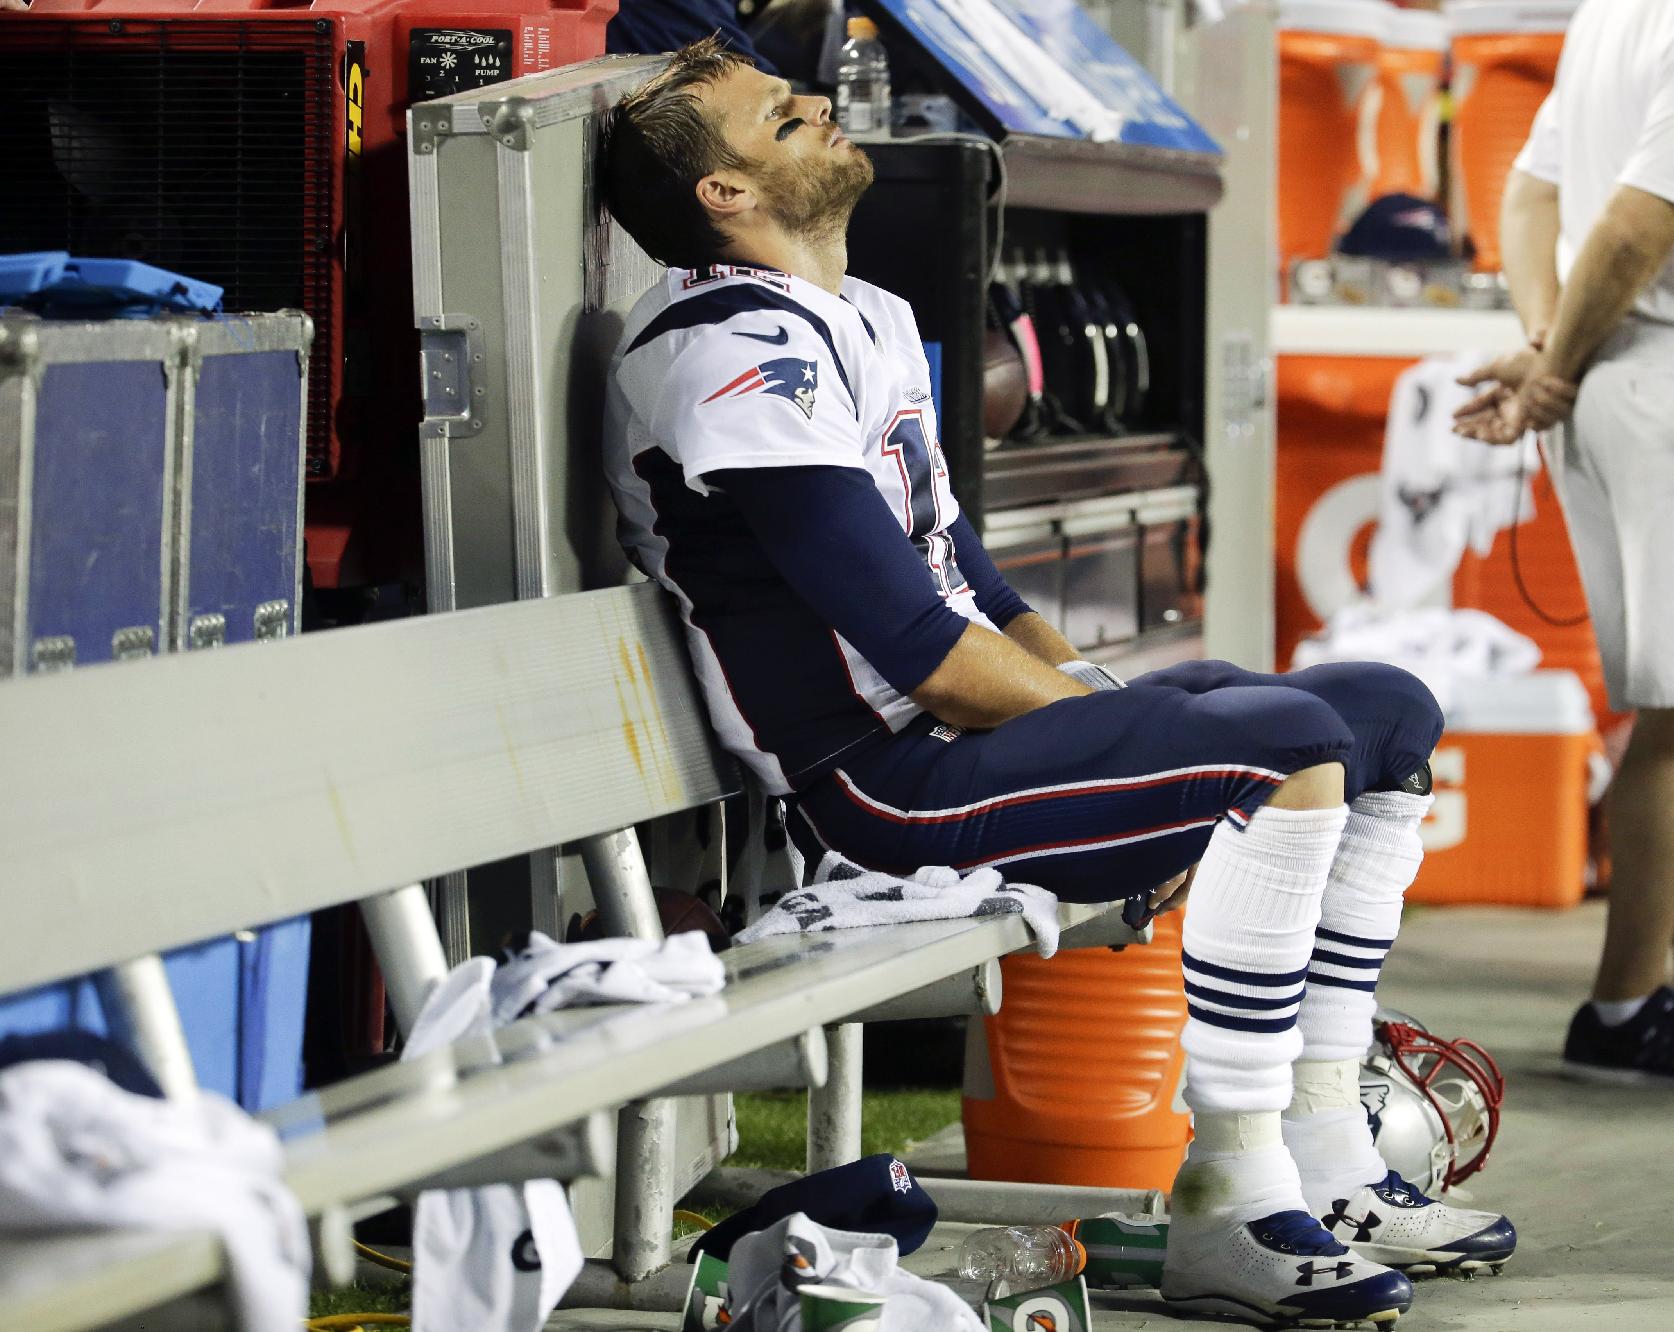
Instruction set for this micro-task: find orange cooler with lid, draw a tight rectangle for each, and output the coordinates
[1374,6,1447,199]
[962,912,1190,1190]
[1277,0,1386,282]
[1447,0,1579,270]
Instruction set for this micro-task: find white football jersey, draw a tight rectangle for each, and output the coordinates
[604,264,993,794]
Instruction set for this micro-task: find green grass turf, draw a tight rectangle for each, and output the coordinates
[312,1088,961,1316]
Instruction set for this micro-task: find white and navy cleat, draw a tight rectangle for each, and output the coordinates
[1162,1208,1414,1327]
[1320,1171,1516,1276]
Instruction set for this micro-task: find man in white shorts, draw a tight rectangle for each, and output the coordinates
[1455,0,1674,1080]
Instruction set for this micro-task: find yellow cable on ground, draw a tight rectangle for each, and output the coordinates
[674,1209,716,1232]
[303,1315,410,1330]
[352,1239,415,1273]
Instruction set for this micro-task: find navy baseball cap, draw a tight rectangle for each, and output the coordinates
[691,1154,940,1260]
[1338,193,1453,263]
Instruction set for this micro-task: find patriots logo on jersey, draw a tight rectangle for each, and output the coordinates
[702,356,818,420]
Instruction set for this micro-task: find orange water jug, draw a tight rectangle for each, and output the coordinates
[1277,0,1386,283]
[1373,6,1447,199]
[963,912,1190,1191]
[1447,0,1578,270]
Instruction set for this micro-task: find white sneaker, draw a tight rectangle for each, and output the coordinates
[1162,1208,1415,1328]
[1319,1171,1516,1275]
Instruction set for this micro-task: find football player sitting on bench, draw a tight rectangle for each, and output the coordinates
[600,40,1515,1326]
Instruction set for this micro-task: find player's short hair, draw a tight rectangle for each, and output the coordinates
[603,37,755,269]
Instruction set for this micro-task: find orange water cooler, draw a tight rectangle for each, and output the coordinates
[1412,671,1594,908]
[963,913,1191,1191]
[1373,6,1447,199]
[1446,0,1579,270]
[1277,0,1386,283]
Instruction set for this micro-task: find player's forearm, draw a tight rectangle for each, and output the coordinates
[911,622,1090,729]
[1499,169,1562,341]
[1001,610,1081,667]
[1542,184,1674,382]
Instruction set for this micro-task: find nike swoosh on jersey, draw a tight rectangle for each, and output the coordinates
[732,325,790,345]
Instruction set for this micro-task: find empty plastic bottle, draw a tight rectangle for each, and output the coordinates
[835,16,891,138]
[956,1224,1087,1287]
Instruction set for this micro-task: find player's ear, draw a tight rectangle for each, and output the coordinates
[697,172,756,223]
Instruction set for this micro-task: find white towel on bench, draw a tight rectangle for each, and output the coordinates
[721,1211,983,1331]
[0,1060,309,1332]
[404,930,725,1332]
[490,929,726,1024]
[736,853,1062,959]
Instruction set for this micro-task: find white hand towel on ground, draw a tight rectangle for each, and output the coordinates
[403,929,725,1332]
[0,1060,308,1332]
[721,1211,983,1332]
[736,853,1061,959]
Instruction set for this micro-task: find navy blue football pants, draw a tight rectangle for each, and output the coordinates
[789,660,1443,904]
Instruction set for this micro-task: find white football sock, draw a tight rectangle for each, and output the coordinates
[1285,790,1431,1210]
[1182,804,1348,1115]
[1282,1059,1390,1215]
[1297,790,1432,1063]
[1174,1111,1308,1227]
[1174,804,1347,1228]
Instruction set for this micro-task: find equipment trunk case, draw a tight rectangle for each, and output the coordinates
[0,310,314,1110]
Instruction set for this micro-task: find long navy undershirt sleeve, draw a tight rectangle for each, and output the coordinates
[946,512,1033,630]
[706,465,972,695]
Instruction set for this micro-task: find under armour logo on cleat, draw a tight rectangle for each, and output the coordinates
[1324,1201,1383,1242]
[1296,1260,1356,1287]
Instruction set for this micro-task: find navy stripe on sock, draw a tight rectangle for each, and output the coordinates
[1310,948,1386,970]
[1314,925,1397,950]
[1183,979,1307,1012]
[1182,950,1311,988]
[1307,971,1381,992]
[1187,1003,1300,1034]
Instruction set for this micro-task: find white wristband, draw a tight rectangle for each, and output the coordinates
[1058,660,1126,691]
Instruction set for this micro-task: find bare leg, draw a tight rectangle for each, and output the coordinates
[1267,762,1347,811]
[1593,707,1674,1002]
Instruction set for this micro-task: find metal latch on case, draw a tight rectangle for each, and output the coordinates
[111,626,155,661]
[31,636,75,672]
[189,614,227,650]
[253,601,290,641]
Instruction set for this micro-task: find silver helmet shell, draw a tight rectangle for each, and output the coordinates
[1360,1015,1504,1192]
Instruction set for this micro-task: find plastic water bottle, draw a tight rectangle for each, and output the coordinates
[835,16,891,139]
[956,1225,1086,1287]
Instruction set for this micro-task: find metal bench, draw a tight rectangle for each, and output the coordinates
[0,579,1147,1330]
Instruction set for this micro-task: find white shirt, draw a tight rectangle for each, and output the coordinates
[1513,0,1674,324]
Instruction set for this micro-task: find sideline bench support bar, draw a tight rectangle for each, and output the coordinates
[806,1022,863,1173]
[849,960,1001,1025]
[92,955,197,1100]
[660,1027,828,1098]
[359,884,450,1037]
[582,829,665,943]
[613,1097,678,1283]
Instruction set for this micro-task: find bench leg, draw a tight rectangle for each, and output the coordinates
[580,829,665,941]
[359,884,451,1037]
[807,1022,863,1173]
[613,1096,677,1283]
[93,954,196,1100]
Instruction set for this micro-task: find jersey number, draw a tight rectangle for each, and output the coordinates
[881,410,966,597]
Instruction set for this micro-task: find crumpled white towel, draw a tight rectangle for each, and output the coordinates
[1291,602,1541,715]
[736,852,1061,959]
[489,929,725,1025]
[0,1060,309,1332]
[721,1211,983,1332]
[1369,351,1543,610]
[404,929,726,1332]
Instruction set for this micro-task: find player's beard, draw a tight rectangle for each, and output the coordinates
[758,141,875,247]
